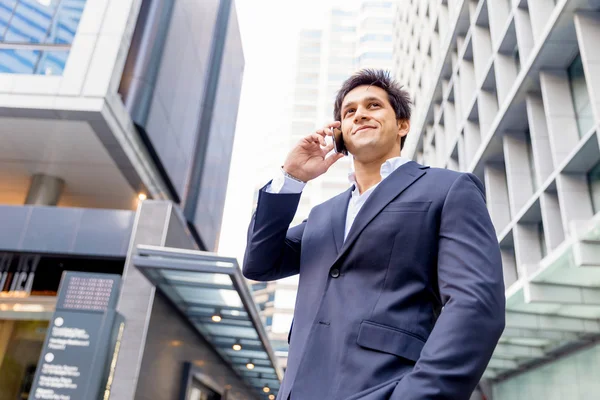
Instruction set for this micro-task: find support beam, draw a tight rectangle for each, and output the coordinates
[501,327,580,342]
[493,343,545,359]
[482,369,498,380]
[506,311,600,333]
[524,282,600,305]
[573,241,600,268]
[487,358,519,370]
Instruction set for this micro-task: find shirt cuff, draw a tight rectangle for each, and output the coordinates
[266,168,306,194]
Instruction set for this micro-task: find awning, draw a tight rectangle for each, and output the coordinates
[485,213,600,380]
[133,245,282,398]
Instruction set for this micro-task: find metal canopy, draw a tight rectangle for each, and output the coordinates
[133,245,282,399]
[486,214,600,380]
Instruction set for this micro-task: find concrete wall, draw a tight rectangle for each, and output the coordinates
[192,1,245,251]
[0,205,134,257]
[142,0,220,198]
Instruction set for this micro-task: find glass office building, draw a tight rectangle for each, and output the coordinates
[0,1,280,399]
[393,0,600,399]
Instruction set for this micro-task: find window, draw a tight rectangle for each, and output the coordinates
[362,1,393,9]
[359,34,392,43]
[0,0,87,75]
[568,54,594,137]
[359,52,393,63]
[332,25,356,33]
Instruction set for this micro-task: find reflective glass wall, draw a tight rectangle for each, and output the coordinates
[0,0,86,75]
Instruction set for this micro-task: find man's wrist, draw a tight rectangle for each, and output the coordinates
[281,166,307,184]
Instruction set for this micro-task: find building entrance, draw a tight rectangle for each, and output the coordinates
[0,319,49,400]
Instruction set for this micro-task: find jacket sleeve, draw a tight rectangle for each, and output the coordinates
[390,173,506,400]
[242,182,305,282]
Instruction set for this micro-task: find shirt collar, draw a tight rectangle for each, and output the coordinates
[347,156,411,187]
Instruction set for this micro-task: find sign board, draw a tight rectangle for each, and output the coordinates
[0,253,41,296]
[29,272,124,400]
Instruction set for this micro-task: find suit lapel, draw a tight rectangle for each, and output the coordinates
[330,186,353,253]
[333,161,428,264]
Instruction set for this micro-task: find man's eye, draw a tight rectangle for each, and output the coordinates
[369,103,380,108]
[345,109,355,116]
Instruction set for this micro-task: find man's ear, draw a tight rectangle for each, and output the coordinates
[397,119,410,138]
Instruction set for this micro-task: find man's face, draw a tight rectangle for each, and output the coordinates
[339,85,408,161]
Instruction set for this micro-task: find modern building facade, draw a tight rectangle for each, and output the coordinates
[394,0,600,398]
[0,1,281,399]
[248,1,398,369]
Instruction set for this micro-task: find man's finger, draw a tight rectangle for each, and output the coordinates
[310,133,325,146]
[321,142,334,154]
[325,152,345,168]
[324,121,341,130]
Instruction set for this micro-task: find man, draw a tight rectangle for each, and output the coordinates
[243,69,505,400]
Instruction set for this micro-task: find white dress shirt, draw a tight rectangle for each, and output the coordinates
[267,156,412,241]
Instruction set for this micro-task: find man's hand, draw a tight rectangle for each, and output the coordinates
[282,122,346,183]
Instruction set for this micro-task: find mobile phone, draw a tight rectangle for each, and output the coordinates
[331,127,348,156]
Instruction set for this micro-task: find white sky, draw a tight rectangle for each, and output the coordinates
[218,0,363,261]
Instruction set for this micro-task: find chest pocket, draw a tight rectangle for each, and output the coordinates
[382,201,431,213]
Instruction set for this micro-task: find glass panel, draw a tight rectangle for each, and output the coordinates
[35,49,68,75]
[199,318,252,327]
[187,306,217,314]
[0,320,49,400]
[203,324,258,339]
[249,358,272,366]
[244,366,275,374]
[220,308,247,318]
[162,270,232,286]
[4,0,60,44]
[0,48,40,73]
[239,339,262,347]
[223,349,269,359]
[0,0,18,40]
[45,0,86,45]
[175,286,242,308]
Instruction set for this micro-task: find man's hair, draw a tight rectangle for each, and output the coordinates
[334,69,412,149]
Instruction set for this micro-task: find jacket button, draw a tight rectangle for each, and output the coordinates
[330,268,340,278]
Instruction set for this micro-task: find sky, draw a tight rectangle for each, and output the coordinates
[218,0,363,261]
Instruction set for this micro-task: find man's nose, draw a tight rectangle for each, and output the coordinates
[353,107,369,122]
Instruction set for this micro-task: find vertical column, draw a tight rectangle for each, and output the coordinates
[484,163,512,234]
[447,101,458,153]
[574,12,600,126]
[487,0,511,47]
[110,201,194,400]
[539,70,580,166]
[500,247,518,288]
[460,60,476,120]
[478,89,499,139]
[457,133,467,171]
[435,124,446,168]
[513,223,543,278]
[495,54,518,107]
[528,0,555,42]
[464,120,481,169]
[24,174,65,206]
[503,131,535,216]
[472,25,493,84]
[514,7,535,66]
[526,94,555,185]
[540,191,565,252]
[556,173,595,238]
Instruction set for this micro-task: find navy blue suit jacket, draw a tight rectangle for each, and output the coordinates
[243,161,505,400]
